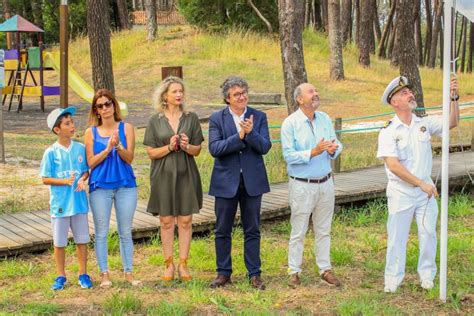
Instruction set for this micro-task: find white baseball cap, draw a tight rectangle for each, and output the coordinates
[381,76,412,105]
[47,107,76,131]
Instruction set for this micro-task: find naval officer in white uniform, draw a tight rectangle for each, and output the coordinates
[377,76,460,293]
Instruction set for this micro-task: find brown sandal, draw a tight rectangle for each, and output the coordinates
[178,258,192,282]
[161,256,175,281]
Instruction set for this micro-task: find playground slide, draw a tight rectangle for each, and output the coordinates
[43,52,128,115]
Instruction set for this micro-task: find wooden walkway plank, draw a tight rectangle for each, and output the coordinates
[1,215,51,242]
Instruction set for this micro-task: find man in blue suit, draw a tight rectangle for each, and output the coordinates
[208,76,272,290]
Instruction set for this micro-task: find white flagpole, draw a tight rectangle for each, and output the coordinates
[440,0,453,303]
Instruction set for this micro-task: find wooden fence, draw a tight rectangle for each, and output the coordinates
[131,10,187,25]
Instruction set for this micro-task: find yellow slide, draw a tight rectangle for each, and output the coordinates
[43,52,128,115]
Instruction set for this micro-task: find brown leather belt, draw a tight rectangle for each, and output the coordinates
[290,173,331,184]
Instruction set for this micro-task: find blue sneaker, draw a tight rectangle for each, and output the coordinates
[51,276,67,290]
[78,274,93,289]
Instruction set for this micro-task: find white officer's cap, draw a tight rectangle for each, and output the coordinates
[381,76,412,105]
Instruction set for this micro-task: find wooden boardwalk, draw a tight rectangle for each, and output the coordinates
[0,151,472,257]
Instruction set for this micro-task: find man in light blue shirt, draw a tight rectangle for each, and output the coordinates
[281,83,342,288]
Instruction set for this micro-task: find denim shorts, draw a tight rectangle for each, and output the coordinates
[51,213,90,247]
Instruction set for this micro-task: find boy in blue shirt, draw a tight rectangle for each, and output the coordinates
[40,107,93,290]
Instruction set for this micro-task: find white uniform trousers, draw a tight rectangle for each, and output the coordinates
[385,182,438,288]
[288,177,335,275]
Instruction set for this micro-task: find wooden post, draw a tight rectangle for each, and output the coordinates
[332,117,342,173]
[59,0,69,108]
[38,34,45,112]
[0,49,5,163]
[161,66,183,79]
[471,120,474,150]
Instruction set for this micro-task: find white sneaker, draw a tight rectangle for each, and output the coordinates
[421,280,434,290]
[384,284,398,293]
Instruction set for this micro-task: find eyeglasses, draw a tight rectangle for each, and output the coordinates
[95,100,114,110]
[232,91,248,99]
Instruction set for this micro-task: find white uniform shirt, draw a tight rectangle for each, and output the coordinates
[377,114,443,185]
[229,106,247,133]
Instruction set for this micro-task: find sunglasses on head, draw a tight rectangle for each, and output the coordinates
[95,99,114,110]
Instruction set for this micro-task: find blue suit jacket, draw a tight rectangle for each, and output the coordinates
[208,106,272,198]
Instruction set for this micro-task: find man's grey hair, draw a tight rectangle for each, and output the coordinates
[221,76,249,104]
[293,83,306,105]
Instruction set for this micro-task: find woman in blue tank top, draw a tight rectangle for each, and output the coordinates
[84,89,141,288]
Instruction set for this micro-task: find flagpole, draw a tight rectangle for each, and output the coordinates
[440,0,453,303]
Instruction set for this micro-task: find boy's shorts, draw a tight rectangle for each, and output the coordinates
[51,213,90,247]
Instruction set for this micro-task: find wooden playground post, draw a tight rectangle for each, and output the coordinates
[38,33,45,112]
[59,0,68,108]
[0,50,5,163]
[332,117,342,173]
[161,66,183,79]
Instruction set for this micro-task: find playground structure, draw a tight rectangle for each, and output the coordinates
[0,15,127,114]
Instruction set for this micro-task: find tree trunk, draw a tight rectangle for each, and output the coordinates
[117,0,131,30]
[439,22,443,68]
[455,14,463,59]
[395,0,424,110]
[468,22,474,73]
[372,0,381,44]
[460,17,468,73]
[328,0,345,80]
[321,0,329,32]
[87,0,115,93]
[247,0,273,33]
[145,0,157,41]
[2,0,12,49]
[378,0,396,58]
[423,0,432,64]
[341,0,352,45]
[304,0,311,28]
[355,0,360,46]
[387,23,397,58]
[313,0,323,31]
[278,0,308,114]
[428,0,443,68]
[359,0,372,67]
[414,0,423,65]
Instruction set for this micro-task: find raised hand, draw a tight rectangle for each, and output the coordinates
[239,114,254,134]
[65,174,75,186]
[450,77,459,99]
[169,135,179,151]
[75,177,86,192]
[179,133,190,150]
[326,139,339,155]
[106,130,119,152]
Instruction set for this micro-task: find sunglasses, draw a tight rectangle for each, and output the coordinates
[95,99,114,110]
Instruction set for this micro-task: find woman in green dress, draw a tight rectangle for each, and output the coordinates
[144,76,204,282]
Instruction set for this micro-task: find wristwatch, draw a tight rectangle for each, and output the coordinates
[185,144,190,151]
[451,94,459,101]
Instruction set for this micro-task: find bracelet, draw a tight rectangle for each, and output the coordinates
[168,144,173,152]
[451,94,459,101]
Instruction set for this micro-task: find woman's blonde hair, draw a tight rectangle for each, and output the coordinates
[88,89,122,126]
[152,76,186,113]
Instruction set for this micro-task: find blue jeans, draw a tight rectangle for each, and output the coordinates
[90,187,137,273]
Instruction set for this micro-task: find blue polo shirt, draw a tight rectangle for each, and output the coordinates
[40,141,89,217]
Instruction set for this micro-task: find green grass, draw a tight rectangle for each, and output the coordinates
[0,193,472,314]
[103,292,143,315]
